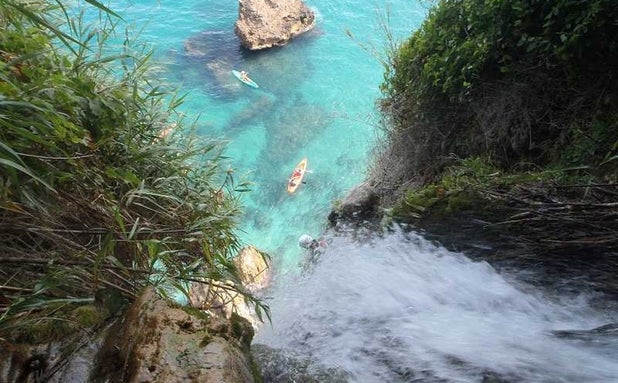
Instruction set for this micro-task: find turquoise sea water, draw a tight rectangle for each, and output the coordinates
[81,0,427,268]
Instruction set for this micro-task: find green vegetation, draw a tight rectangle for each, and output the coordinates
[391,157,499,220]
[385,0,618,102]
[0,0,266,340]
[372,0,617,251]
[376,0,617,178]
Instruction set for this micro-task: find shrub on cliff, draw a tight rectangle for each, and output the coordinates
[371,0,617,252]
[375,0,618,189]
[0,1,266,339]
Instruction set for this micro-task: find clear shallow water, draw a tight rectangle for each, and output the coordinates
[256,230,618,382]
[76,0,427,268]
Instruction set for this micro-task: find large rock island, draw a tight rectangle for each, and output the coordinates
[235,0,316,50]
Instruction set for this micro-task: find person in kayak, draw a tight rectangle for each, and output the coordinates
[240,71,249,81]
[288,167,306,189]
[292,167,303,178]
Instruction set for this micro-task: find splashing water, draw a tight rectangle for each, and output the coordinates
[256,230,618,382]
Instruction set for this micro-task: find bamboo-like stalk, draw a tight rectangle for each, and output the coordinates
[0,0,269,337]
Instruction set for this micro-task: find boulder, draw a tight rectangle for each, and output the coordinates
[233,246,271,293]
[92,287,255,383]
[183,32,211,58]
[189,246,271,330]
[329,182,380,225]
[234,0,316,50]
[0,288,256,383]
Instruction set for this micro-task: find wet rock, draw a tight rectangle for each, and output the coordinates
[234,0,316,50]
[552,322,618,343]
[251,344,349,383]
[0,301,116,382]
[329,182,380,226]
[48,332,108,383]
[481,370,514,383]
[0,341,48,383]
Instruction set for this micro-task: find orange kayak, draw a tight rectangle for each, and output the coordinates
[287,158,307,193]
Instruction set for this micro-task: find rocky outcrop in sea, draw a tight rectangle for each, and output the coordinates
[234,0,316,50]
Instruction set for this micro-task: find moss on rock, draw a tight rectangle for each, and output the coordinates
[70,304,110,329]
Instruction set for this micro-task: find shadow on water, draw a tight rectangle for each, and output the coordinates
[224,94,277,135]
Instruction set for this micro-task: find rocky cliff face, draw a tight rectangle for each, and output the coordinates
[328,182,380,225]
[234,0,316,50]
[91,287,255,383]
[0,287,257,383]
[0,244,273,383]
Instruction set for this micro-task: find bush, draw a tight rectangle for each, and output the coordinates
[385,0,618,103]
[375,0,618,188]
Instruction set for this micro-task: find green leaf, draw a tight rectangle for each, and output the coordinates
[80,0,124,20]
[7,1,81,55]
[0,158,55,192]
[0,140,25,163]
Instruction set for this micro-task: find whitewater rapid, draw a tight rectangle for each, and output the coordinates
[255,229,618,382]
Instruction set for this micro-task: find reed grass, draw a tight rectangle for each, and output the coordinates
[0,0,268,339]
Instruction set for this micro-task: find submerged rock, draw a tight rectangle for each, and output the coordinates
[234,0,316,50]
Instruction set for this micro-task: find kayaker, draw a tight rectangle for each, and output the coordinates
[292,167,303,178]
[240,71,249,81]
